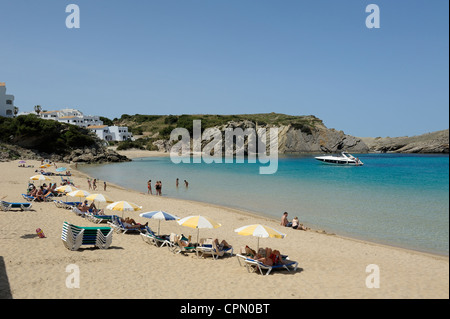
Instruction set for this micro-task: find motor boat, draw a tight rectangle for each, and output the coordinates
[315,152,364,166]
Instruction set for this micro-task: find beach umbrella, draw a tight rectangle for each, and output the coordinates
[177,215,221,244]
[40,164,51,168]
[106,201,142,217]
[86,193,114,209]
[19,160,26,164]
[139,211,180,235]
[67,190,91,202]
[86,193,113,203]
[234,224,286,251]
[55,185,78,199]
[56,185,78,193]
[30,174,52,181]
[56,167,67,172]
[30,174,52,185]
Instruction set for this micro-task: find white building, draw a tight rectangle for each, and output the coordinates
[17,105,133,142]
[0,82,15,118]
[87,125,133,142]
[40,108,103,128]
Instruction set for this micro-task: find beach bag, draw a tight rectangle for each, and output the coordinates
[36,228,46,238]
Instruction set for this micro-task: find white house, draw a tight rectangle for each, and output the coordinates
[17,104,133,142]
[87,125,133,142]
[0,82,15,118]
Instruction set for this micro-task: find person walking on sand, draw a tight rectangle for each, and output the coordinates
[104,181,107,191]
[147,180,152,195]
[87,178,92,190]
[93,179,97,191]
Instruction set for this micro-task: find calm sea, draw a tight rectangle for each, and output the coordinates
[79,153,449,255]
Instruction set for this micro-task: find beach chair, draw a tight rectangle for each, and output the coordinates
[72,206,86,217]
[86,213,114,224]
[21,194,37,202]
[140,227,172,248]
[196,238,233,260]
[236,252,298,275]
[0,201,33,211]
[107,215,144,234]
[243,258,298,276]
[171,234,196,255]
[61,222,113,251]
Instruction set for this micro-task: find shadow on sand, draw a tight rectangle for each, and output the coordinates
[0,256,13,299]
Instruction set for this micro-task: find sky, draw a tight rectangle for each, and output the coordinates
[0,0,448,137]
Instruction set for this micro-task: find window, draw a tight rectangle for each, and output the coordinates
[6,110,13,115]
[6,100,12,105]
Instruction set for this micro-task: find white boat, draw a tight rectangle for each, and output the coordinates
[315,152,364,166]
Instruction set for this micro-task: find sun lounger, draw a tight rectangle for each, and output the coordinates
[107,215,145,234]
[1,201,33,211]
[54,200,82,209]
[21,194,37,202]
[236,254,298,275]
[86,213,113,224]
[61,222,113,251]
[169,233,196,255]
[140,227,172,248]
[196,238,233,259]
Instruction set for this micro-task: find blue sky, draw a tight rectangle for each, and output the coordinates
[0,0,448,137]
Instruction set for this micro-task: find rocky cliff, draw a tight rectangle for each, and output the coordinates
[151,119,370,154]
[360,129,449,154]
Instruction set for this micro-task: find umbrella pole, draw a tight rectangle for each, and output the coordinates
[158,220,161,236]
[197,228,199,245]
[257,237,260,251]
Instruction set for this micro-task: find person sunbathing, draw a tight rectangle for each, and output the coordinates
[213,239,232,251]
[35,187,45,202]
[178,234,192,247]
[120,217,148,229]
[255,247,285,266]
[244,245,257,258]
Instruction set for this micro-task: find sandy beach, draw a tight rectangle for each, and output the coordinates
[0,156,448,299]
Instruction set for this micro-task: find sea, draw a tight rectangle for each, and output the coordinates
[78,153,449,256]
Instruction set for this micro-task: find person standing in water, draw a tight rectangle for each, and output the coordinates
[147,180,152,195]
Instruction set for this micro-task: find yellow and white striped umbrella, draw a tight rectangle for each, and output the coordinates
[30,174,52,181]
[106,201,142,217]
[234,224,286,250]
[67,190,91,198]
[85,193,114,203]
[177,215,221,243]
[56,185,78,193]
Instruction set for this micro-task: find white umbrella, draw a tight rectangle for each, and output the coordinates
[30,174,52,185]
[234,224,286,250]
[139,211,179,235]
[67,190,91,203]
[106,201,142,217]
[177,215,221,244]
[85,193,114,209]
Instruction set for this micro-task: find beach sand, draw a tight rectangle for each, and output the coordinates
[0,158,448,299]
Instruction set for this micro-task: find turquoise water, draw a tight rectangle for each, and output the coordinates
[79,154,449,255]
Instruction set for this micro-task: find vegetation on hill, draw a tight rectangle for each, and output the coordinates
[112,113,323,151]
[0,114,98,155]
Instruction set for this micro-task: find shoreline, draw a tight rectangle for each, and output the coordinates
[76,163,449,259]
[1,158,448,299]
[113,149,449,258]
